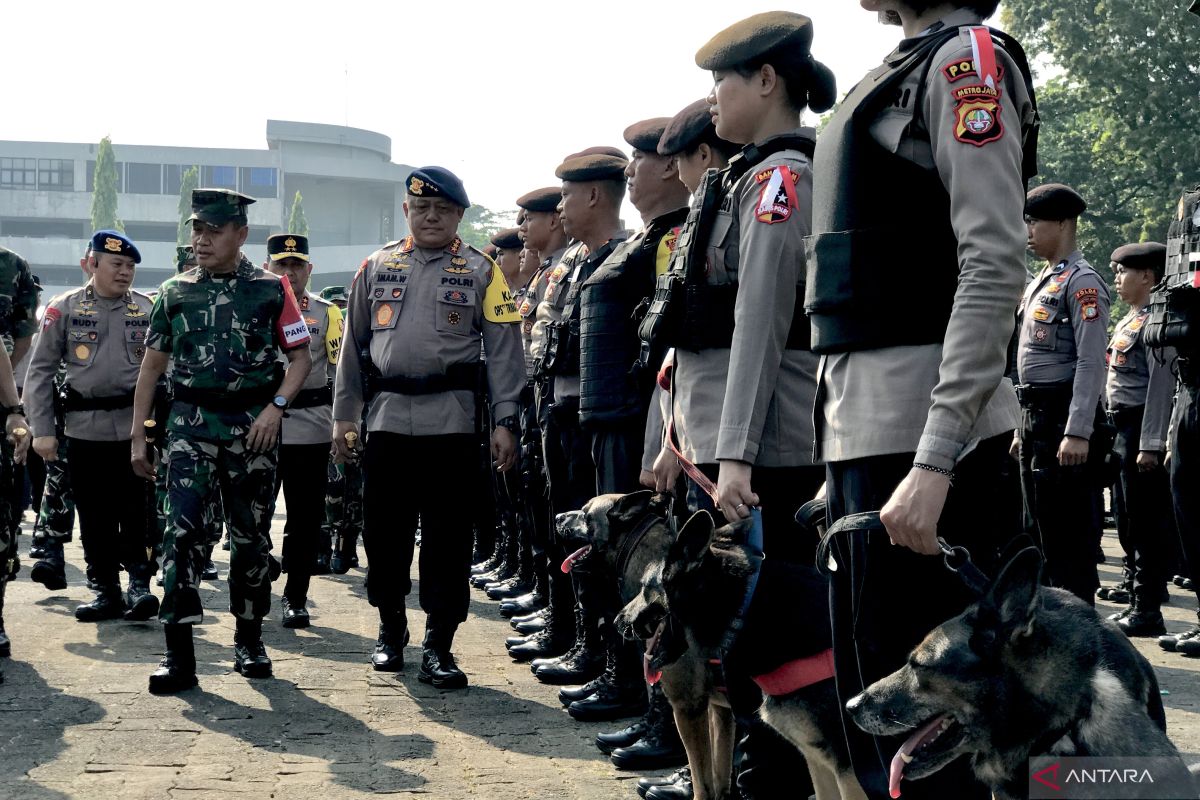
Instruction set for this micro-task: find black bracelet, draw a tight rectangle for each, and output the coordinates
[914,462,954,477]
[2,404,25,417]
[494,416,520,433]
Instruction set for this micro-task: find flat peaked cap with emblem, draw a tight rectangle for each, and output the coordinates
[555,149,629,181]
[267,233,310,262]
[516,187,563,212]
[1111,242,1167,271]
[1025,183,1087,221]
[696,11,814,70]
[187,188,255,226]
[90,229,141,264]
[175,245,195,272]
[406,166,470,208]
[490,228,523,250]
[624,118,673,153]
[319,285,347,303]
[659,98,718,156]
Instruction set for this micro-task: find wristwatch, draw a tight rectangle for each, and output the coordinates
[2,404,25,416]
[271,395,289,411]
[494,416,519,434]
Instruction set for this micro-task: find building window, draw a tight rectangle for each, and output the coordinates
[86,160,125,193]
[126,162,162,194]
[37,159,74,191]
[0,158,37,190]
[202,165,237,189]
[239,167,277,199]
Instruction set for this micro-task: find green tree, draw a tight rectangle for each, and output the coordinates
[176,165,198,245]
[90,136,123,233]
[288,191,309,236]
[457,204,515,251]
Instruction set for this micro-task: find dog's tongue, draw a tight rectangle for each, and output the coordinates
[643,621,666,685]
[888,714,948,799]
[560,545,591,574]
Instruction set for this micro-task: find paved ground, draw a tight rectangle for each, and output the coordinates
[1,513,1199,800]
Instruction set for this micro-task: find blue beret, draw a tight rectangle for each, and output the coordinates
[407,166,470,208]
[90,230,141,264]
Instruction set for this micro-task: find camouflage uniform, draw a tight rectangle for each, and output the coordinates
[147,255,310,624]
[323,458,363,560]
[0,247,38,583]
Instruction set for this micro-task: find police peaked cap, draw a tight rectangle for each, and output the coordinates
[696,11,814,70]
[406,166,471,208]
[1110,242,1167,272]
[267,233,310,262]
[623,118,673,154]
[516,187,562,212]
[658,98,718,156]
[490,227,523,250]
[90,229,141,264]
[1025,183,1087,221]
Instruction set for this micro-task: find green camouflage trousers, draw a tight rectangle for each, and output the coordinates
[151,453,223,559]
[33,440,75,544]
[159,434,277,624]
[0,439,16,582]
[323,457,363,546]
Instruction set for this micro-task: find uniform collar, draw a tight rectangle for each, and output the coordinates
[893,9,983,56]
[197,254,256,283]
[82,280,132,306]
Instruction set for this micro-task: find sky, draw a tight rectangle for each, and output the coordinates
[4,1,979,215]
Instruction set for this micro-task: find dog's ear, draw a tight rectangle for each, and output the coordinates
[663,510,715,586]
[985,546,1043,640]
[710,518,762,578]
[606,490,657,526]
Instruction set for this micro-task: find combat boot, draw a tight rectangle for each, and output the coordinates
[311,528,332,576]
[28,533,48,560]
[29,540,67,591]
[595,719,646,754]
[645,770,693,800]
[471,529,504,576]
[417,624,467,690]
[1118,607,1167,637]
[499,590,546,618]
[233,618,272,678]
[559,675,605,707]
[534,604,605,686]
[609,684,686,769]
[123,566,160,622]
[149,623,198,694]
[202,544,219,581]
[1159,624,1200,652]
[281,597,310,629]
[530,601,584,672]
[638,768,690,799]
[1097,581,1131,604]
[567,640,647,722]
[330,529,359,575]
[507,608,574,662]
[0,580,10,658]
[371,611,409,671]
[75,585,124,622]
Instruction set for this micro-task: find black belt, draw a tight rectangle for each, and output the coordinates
[62,387,135,412]
[290,385,332,409]
[371,363,478,397]
[172,383,276,413]
[1106,404,1144,427]
[1014,382,1073,409]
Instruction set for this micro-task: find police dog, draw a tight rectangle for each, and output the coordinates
[605,505,865,800]
[847,546,1191,800]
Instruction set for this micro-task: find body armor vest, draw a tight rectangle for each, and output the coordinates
[580,209,687,428]
[637,137,814,366]
[542,239,622,378]
[804,26,1038,354]
[1145,186,1200,358]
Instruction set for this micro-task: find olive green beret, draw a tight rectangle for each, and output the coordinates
[658,99,717,156]
[490,227,523,250]
[623,118,672,153]
[1110,242,1166,271]
[1025,183,1087,221]
[695,11,814,71]
[516,187,563,212]
[555,151,629,181]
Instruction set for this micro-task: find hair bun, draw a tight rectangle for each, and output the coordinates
[807,59,837,114]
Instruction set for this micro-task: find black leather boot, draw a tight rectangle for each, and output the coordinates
[311,528,332,576]
[533,603,604,685]
[281,597,310,629]
[233,618,272,678]
[610,683,687,769]
[330,527,359,575]
[371,611,409,671]
[30,541,67,591]
[418,624,467,690]
[559,675,604,707]
[596,719,646,755]
[75,585,125,622]
[566,640,647,722]
[499,590,547,618]
[507,603,574,662]
[149,623,198,694]
[638,768,690,799]
[510,607,547,633]
[123,565,160,622]
[202,544,219,581]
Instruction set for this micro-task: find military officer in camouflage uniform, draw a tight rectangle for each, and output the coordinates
[1015,184,1111,605]
[263,233,343,627]
[333,167,524,690]
[0,246,34,677]
[317,285,362,574]
[132,189,312,694]
[26,230,159,622]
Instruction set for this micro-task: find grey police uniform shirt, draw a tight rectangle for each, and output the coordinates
[26,283,154,442]
[333,236,525,435]
[1016,252,1111,439]
[530,242,586,377]
[816,10,1035,471]
[521,245,567,380]
[672,130,820,468]
[281,291,339,446]
[1106,307,1174,452]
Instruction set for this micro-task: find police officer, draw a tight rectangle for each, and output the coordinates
[657,98,738,196]
[133,188,313,694]
[806,3,1036,798]
[26,230,159,622]
[1015,183,1110,605]
[332,167,524,690]
[264,233,343,627]
[1103,242,1175,636]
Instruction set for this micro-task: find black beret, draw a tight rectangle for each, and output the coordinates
[1111,242,1167,272]
[490,227,523,250]
[406,166,470,208]
[267,233,310,262]
[90,229,141,264]
[555,151,629,182]
[623,118,672,153]
[516,187,562,212]
[1025,183,1087,221]
[658,99,717,156]
[696,11,814,71]
[483,244,498,259]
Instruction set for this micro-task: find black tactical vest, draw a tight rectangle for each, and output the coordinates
[542,238,624,378]
[804,26,1037,354]
[1145,186,1200,358]
[580,208,688,428]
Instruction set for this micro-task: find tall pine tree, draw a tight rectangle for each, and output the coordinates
[288,191,309,236]
[90,136,123,233]
[176,165,198,245]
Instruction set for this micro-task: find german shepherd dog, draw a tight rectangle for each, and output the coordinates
[847,546,1193,800]
[558,492,865,800]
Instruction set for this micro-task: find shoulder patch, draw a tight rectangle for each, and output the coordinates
[755,166,799,224]
[483,266,520,324]
[942,58,1006,84]
[950,27,1005,147]
[42,306,62,329]
[656,226,682,277]
[1074,287,1099,302]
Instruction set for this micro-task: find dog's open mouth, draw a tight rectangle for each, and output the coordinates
[643,620,667,685]
[888,713,965,798]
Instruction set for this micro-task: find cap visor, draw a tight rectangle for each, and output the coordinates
[269,252,311,262]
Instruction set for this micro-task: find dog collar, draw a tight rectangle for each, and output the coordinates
[752,649,836,696]
[614,512,666,580]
